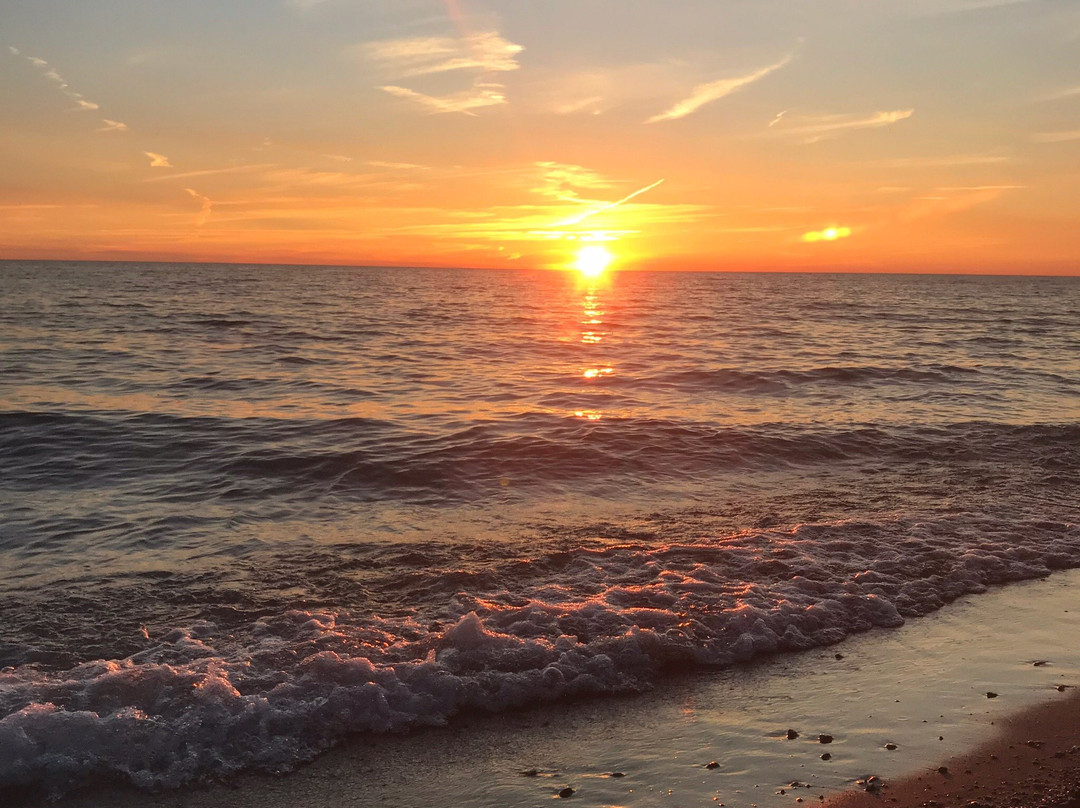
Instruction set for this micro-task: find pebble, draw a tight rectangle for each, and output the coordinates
[520,769,538,777]
[706,761,720,770]
[787,729,800,740]
[607,772,625,778]
[558,787,575,798]
[818,734,834,744]
[885,743,898,751]
[986,692,999,699]
[938,766,950,775]
[820,753,832,761]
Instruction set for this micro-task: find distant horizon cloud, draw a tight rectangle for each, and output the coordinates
[646,54,793,124]
[98,119,128,132]
[144,152,173,168]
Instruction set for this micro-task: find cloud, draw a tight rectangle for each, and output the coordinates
[1031,129,1080,142]
[98,119,129,132]
[801,226,852,243]
[770,108,914,142]
[18,52,105,113]
[8,46,20,56]
[646,54,793,124]
[143,163,275,182]
[184,188,213,225]
[533,162,616,202]
[380,83,507,115]
[873,154,1011,168]
[368,160,429,170]
[361,31,523,78]
[144,152,173,168]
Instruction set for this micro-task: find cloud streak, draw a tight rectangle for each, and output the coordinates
[646,54,793,124]
[362,31,523,78]
[380,83,507,115]
[144,152,173,168]
[771,108,914,141]
[184,188,213,226]
[1031,130,1080,143]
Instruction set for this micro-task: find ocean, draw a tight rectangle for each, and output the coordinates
[1,261,1078,798]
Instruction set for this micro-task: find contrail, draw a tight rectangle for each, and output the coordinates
[559,178,665,226]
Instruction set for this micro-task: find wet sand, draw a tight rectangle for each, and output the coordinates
[827,690,1080,808]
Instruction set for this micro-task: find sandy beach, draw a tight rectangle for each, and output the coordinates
[35,569,1079,808]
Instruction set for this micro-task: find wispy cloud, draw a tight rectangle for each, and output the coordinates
[533,162,616,202]
[873,153,1011,168]
[770,109,914,142]
[361,31,523,78]
[17,52,104,113]
[1031,129,1080,142]
[143,163,275,182]
[368,160,429,170]
[144,152,173,168]
[365,28,523,117]
[380,83,507,115]
[184,188,213,225]
[98,119,129,133]
[646,54,793,124]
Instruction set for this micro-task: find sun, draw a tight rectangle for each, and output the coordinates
[575,245,613,278]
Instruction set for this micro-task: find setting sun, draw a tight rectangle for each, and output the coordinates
[575,246,614,277]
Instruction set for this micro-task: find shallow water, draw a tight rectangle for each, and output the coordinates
[1,262,1077,796]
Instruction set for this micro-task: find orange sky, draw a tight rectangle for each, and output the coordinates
[2,0,1079,273]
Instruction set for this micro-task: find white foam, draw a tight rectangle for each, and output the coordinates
[1,513,1077,797]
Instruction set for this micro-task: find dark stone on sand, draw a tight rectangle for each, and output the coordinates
[607,772,625,777]
[835,653,844,660]
[787,729,800,740]
[819,734,834,744]
[885,743,898,750]
[938,766,950,775]
[521,769,538,777]
[987,692,999,698]
[1057,685,1068,692]
[821,753,832,760]
[1025,740,1044,749]
[1033,660,1049,666]
[706,761,720,769]
[558,787,575,798]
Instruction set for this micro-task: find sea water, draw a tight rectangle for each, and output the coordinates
[0,262,1077,797]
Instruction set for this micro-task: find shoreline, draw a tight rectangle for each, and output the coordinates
[38,570,1080,808]
[826,690,1080,808]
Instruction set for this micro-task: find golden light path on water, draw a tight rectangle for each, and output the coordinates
[576,275,612,422]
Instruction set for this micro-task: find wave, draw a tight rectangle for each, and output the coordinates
[1,512,1078,798]
[2,411,1077,502]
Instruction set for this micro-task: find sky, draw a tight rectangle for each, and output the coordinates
[1,0,1079,273]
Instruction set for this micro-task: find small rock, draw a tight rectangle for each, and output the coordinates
[1057,685,1068,692]
[705,761,720,770]
[558,787,575,799]
[1033,660,1048,666]
[835,654,844,660]
[865,776,882,792]
[520,768,538,777]
[607,772,625,778]
[986,692,998,699]
[820,753,832,761]
[818,734,834,744]
[938,766,950,775]
[884,743,898,750]
[1025,740,1044,749]
[787,729,800,740]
